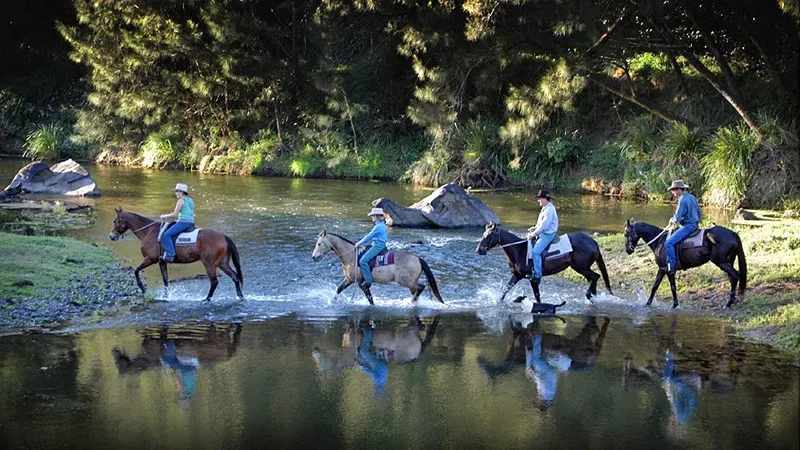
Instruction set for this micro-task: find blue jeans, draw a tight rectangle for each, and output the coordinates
[357,328,388,397]
[161,221,194,258]
[532,233,556,279]
[664,224,697,272]
[358,243,386,287]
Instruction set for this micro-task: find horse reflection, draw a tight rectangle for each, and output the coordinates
[622,315,739,429]
[312,316,440,396]
[112,322,242,404]
[478,316,610,410]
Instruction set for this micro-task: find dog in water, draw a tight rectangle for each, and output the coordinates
[512,295,566,314]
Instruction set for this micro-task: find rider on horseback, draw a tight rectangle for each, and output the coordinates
[665,180,701,273]
[526,189,559,284]
[159,183,195,263]
[356,207,388,288]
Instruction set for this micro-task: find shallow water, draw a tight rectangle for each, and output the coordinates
[1,313,797,449]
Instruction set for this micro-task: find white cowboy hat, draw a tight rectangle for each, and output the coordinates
[667,180,690,192]
[367,207,385,217]
[173,183,189,193]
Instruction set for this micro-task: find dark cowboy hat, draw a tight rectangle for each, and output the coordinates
[537,189,552,199]
[667,180,690,192]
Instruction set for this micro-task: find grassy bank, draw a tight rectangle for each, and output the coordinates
[562,219,800,353]
[0,232,138,328]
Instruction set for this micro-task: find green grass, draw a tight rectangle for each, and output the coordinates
[0,232,118,300]
[559,220,800,353]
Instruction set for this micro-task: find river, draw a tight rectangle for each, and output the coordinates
[1,158,797,449]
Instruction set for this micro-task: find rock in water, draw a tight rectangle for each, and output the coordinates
[5,159,100,196]
[373,183,500,228]
[734,209,758,221]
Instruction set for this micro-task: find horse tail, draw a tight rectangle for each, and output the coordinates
[736,233,747,297]
[225,236,244,287]
[419,258,444,303]
[596,250,613,295]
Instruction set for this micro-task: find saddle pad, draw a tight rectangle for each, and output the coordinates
[369,251,395,268]
[679,228,706,249]
[544,234,573,261]
[175,228,202,246]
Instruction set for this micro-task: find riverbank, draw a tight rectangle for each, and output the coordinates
[562,218,800,354]
[0,232,139,328]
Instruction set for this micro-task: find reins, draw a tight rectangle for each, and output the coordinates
[636,225,671,248]
[120,216,163,238]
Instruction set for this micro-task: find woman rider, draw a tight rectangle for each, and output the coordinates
[159,183,195,263]
[356,207,388,288]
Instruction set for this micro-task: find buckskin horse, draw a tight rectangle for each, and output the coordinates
[109,208,244,301]
[476,222,612,310]
[623,219,746,308]
[311,231,444,305]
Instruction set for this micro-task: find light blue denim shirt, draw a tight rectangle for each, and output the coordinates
[357,221,388,247]
[673,193,700,226]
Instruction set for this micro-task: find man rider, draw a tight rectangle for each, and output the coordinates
[356,207,389,288]
[665,180,701,273]
[526,189,559,284]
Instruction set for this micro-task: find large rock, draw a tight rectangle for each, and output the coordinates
[4,159,100,196]
[374,183,500,228]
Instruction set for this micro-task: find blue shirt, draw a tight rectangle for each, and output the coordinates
[357,221,388,247]
[532,202,558,237]
[673,193,700,226]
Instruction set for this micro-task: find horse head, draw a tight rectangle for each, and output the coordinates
[109,207,129,241]
[312,231,333,261]
[476,222,500,255]
[623,218,639,255]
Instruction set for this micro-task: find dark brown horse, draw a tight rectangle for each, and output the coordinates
[476,223,612,310]
[623,220,746,308]
[109,208,244,301]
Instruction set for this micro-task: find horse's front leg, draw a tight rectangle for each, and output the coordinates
[666,271,679,308]
[646,269,666,306]
[159,261,169,288]
[134,258,157,294]
[336,278,353,295]
[499,274,522,303]
[360,284,375,305]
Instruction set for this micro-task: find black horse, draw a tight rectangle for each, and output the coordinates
[476,222,612,310]
[623,220,747,308]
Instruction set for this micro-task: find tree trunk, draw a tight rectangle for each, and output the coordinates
[586,75,685,124]
[666,50,690,96]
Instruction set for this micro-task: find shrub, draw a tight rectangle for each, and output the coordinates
[140,132,182,169]
[23,124,67,160]
[702,123,759,208]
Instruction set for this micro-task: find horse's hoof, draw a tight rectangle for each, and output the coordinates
[671,304,678,309]
[512,295,526,304]
[204,297,212,302]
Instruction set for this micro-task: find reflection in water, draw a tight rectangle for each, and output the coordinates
[112,322,242,405]
[313,315,439,397]
[478,316,610,410]
[0,313,797,449]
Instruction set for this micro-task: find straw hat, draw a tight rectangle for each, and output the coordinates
[367,207,385,217]
[667,180,689,192]
[173,183,189,194]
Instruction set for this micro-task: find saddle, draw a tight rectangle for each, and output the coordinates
[158,222,202,246]
[662,228,708,270]
[358,245,394,269]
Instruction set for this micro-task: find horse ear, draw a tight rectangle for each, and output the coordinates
[322,230,327,236]
[115,206,122,213]
[625,218,630,226]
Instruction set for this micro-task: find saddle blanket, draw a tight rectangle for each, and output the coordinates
[368,252,395,268]
[157,223,202,245]
[527,234,573,262]
[175,229,202,246]
[677,228,707,249]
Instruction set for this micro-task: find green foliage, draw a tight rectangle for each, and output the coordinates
[23,124,67,160]
[140,132,182,169]
[702,123,760,208]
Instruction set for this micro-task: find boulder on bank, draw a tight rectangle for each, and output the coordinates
[4,159,100,196]
[734,209,758,221]
[373,183,500,228]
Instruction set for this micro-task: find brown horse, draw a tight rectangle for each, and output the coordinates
[109,208,244,301]
[311,231,443,305]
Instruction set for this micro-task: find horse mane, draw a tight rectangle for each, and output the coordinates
[634,221,662,234]
[123,211,156,224]
[327,233,355,245]
[497,227,524,243]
